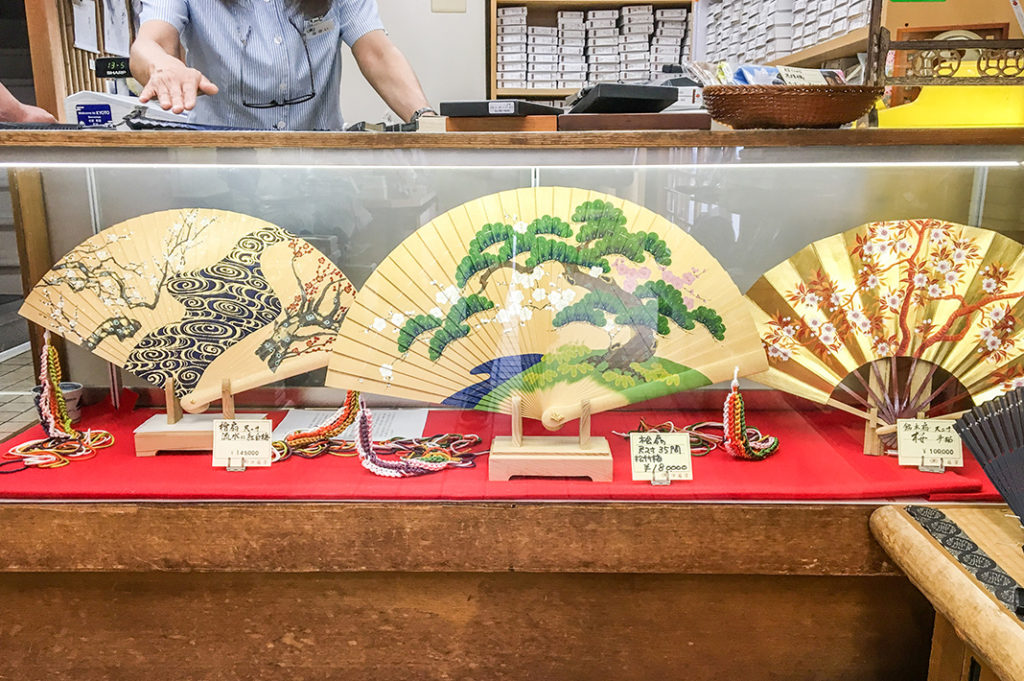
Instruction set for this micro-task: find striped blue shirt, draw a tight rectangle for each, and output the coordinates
[138,0,384,130]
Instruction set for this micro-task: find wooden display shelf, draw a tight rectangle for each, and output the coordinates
[772,26,870,67]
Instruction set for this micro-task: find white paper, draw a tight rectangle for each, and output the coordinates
[896,419,964,469]
[212,419,273,468]
[102,0,131,57]
[629,432,693,481]
[73,0,100,54]
[271,408,429,442]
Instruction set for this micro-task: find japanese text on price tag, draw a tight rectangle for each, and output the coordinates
[896,419,964,469]
[629,432,693,481]
[212,418,273,469]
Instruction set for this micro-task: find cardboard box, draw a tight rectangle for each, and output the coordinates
[528,35,558,46]
[528,26,558,36]
[621,4,654,15]
[586,9,619,20]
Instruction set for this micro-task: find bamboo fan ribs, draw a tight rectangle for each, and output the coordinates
[20,208,354,412]
[326,186,767,429]
[747,218,1024,432]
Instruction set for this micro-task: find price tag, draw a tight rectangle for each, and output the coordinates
[629,432,692,483]
[896,419,964,469]
[212,419,273,470]
[777,65,829,85]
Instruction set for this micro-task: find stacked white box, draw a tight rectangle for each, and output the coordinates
[649,6,686,78]
[497,4,693,90]
[617,5,652,82]
[557,10,587,88]
[496,6,528,89]
[704,0,869,65]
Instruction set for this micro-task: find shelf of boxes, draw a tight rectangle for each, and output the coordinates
[491,2,694,98]
[703,0,870,67]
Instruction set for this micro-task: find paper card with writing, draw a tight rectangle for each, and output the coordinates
[212,418,273,469]
[777,65,828,85]
[629,432,693,481]
[896,419,964,469]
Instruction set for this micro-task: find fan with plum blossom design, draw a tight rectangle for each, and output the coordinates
[20,208,355,413]
[746,219,1024,446]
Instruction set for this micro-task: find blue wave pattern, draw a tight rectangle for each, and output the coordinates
[442,354,544,409]
[125,226,289,396]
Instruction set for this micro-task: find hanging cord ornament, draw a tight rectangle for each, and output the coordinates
[355,398,484,478]
[613,367,780,461]
[1,332,114,473]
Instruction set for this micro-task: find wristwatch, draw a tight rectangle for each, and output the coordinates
[410,106,438,122]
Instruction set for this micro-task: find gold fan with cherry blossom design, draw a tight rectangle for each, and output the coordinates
[747,218,1024,445]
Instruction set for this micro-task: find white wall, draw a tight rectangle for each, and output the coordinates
[339,1,486,124]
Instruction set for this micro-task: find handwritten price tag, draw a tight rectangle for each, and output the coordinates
[212,419,273,469]
[896,419,964,469]
[630,432,693,482]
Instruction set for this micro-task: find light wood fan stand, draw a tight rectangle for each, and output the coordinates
[133,378,264,457]
[488,398,613,482]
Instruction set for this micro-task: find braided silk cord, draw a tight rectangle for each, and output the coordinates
[270,390,361,462]
[354,398,483,478]
[1,332,114,473]
[613,370,780,461]
[270,392,484,476]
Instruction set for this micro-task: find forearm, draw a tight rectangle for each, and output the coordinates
[354,33,431,122]
[130,35,183,85]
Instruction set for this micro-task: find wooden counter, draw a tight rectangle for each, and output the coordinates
[871,505,1024,681]
[0,502,937,681]
[1,127,1022,150]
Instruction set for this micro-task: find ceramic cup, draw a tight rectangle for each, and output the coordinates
[32,382,84,424]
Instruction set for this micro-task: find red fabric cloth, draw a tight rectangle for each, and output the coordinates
[0,403,1000,501]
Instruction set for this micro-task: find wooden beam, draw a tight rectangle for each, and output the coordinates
[8,169,62,379]
[0,502,900,575]
[23,0,68,121]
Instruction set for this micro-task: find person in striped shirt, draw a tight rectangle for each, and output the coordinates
[130,0,436,130]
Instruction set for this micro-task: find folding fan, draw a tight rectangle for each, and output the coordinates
[326,186,767,430]
[747,218,1024,428]
[21,208,354,412]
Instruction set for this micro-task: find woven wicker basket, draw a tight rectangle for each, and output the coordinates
[702,85,884,129]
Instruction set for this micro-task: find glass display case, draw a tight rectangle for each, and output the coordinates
[1,128,1020,681]
[1,128,1022,499]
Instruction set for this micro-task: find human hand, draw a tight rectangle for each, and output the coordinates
[16,103,57,124]
[139,56,218,114]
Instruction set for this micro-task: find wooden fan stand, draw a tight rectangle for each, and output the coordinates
[133,378,256,457]
[488,398,613,482]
